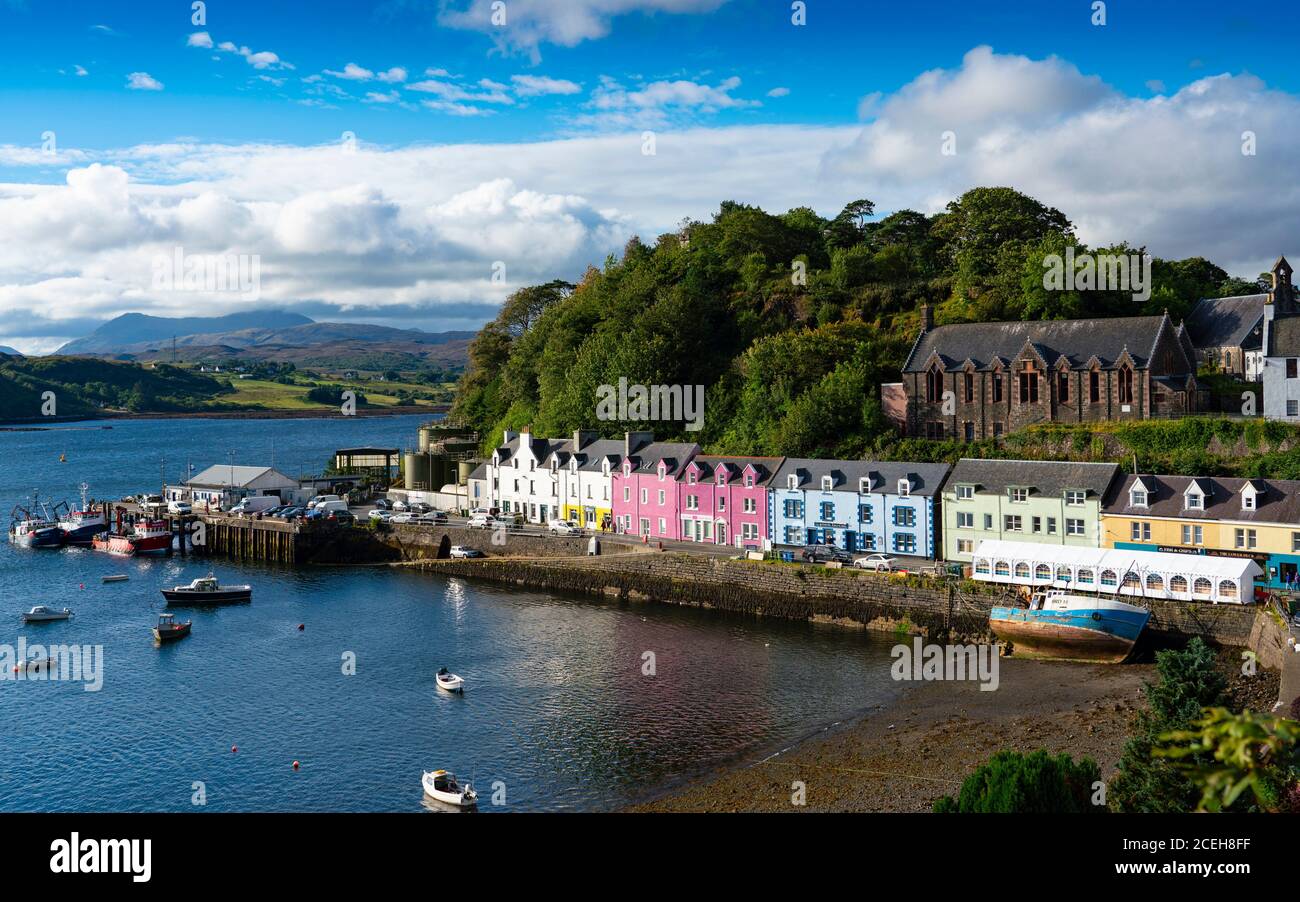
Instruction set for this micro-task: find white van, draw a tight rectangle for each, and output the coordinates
[312,500,348,517]
[307,494,340,510]
[231,496,279,515]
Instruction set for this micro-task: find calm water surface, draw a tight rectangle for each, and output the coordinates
[0,416,901,811]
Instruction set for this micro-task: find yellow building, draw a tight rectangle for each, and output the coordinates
[1103,474,1300,594]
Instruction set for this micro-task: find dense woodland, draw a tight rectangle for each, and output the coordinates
[0,356,230,420]
[452,186,1268,464]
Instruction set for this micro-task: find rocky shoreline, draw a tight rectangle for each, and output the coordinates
[628,650,1279,813]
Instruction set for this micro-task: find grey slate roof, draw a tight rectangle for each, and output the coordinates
[187,465,297,488]
[1105,473,1300,523]
[572,438,625,473]
[1185,294,1265,350]
[690,455,785,486]
[468,461,489,481]
[1268,315,1300,356]
[623,441,699,476]
[903,314,1177,373]
[947,458,1120,498]
[771,458,950,496]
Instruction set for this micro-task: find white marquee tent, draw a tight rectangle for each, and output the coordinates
[970,540,1262,605]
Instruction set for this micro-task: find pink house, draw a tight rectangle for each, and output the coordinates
[679,456,781,550]
[611,433,699,540]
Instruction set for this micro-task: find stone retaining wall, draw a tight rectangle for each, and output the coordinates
[409,551,1272,651]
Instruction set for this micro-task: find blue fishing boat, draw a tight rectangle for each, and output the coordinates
[990,590,1150,664]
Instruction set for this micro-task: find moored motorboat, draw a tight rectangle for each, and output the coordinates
[102,575,129,583]
[129,519,172,555]
[162,575,252,606]
[421,770,477,808]
[990,590,1150,664]
[152,613,192,642]
[435,667,465,693]
[21,606,73,623]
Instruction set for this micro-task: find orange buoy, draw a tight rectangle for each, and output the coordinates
[292,760,300,770]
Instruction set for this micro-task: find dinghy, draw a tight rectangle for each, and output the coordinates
[436,667,465,693]
[421,770,477,808]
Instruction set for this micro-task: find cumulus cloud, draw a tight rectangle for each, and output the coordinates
[187,31,214,49]
[822,45,1300,274]
[438,0,729,59]
[195,35,293,70]
[126,72,164,91]
[511,74,582,97]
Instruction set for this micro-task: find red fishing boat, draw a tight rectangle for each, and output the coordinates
[92,517,172,556]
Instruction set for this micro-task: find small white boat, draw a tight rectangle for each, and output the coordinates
[436,667,464,693]
[21,605,73,623]
[422,770,477,808]
[102,575,129,583]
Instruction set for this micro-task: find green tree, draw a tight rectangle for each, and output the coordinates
[1156,707,1300,812]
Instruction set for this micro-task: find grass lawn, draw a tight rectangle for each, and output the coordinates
[207,378,438,410]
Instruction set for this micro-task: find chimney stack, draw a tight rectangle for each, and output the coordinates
[573,429,597,451]
[920,303,933,331]
[624,430,654,458]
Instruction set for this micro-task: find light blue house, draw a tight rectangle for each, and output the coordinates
[768,459,950,559]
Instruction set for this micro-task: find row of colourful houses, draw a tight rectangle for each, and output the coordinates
[466,428,1300,593]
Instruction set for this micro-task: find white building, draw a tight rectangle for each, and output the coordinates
[477,428,622,526]
[167,465,301,510]
[1259,257,1300,420]
[970,539,1261,605]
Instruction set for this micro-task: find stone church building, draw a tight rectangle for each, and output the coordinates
[901,306,1202,440]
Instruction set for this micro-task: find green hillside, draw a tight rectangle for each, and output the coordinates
[453,187,1265,461]
[0,357,232,420]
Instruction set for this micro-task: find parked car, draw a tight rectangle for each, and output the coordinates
[330,510,356,526]
[373,498,393,511]
[167,500,193,516]
[467,513,504,529]
[449,545,484,559]
[801,543,853,564]
[368,509,391,522]
[409,501,432,515]
[279,507,305,521]
[547,519,580,536]
[853,553,898,572]
[415,512,447,525]
[391,500,409,513]
[389,513,414,524]
[231,496,279,516]
[140,494,167,516]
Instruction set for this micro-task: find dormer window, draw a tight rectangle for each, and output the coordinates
[657,464,666,481]
[1242,486,1258,511]
[717,472,725,486]
[688,471,696,485]
[787,474,798,490]
[820,475,833,491]
[897,479,911,497]
[1130,489,1147,508]
[743,474,754,488]
[1185,490,1203,511]
[1009,487,1028,503]
[859,477,871,494]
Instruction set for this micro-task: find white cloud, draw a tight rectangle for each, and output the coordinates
[578,74,757,128]
[74,65,88,77]
[126,72,164,91]
[511,74,582,97]
[377,67,407,84]
[438,0,729,58]
[407,77,513,106]
[325,62,375,81]
[766,86,789,98]
[202,37,293,70]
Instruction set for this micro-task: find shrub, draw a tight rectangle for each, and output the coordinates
[934,749,1103,813]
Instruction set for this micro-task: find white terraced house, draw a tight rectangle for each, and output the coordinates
[483,428,619,526]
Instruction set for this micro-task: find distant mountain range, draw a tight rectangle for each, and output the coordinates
[56,312,474,370]
[0,345,21,356]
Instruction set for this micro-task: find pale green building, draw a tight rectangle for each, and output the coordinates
[941,458,1121,563]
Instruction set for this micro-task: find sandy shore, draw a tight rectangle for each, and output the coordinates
[631,646,1280,813]
[630,656,1154,813]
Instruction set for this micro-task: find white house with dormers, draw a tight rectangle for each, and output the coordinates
[1259,257,1300,420]
[481,428,623,526]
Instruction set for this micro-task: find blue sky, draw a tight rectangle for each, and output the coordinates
[0,0,1297,352]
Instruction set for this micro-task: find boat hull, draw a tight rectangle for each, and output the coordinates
[153,623,192,642]
[11,527,64,549]
[163,589,252,606]
[92,535,136,556]
[990,605,1150,664]
[60,522,107,545]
